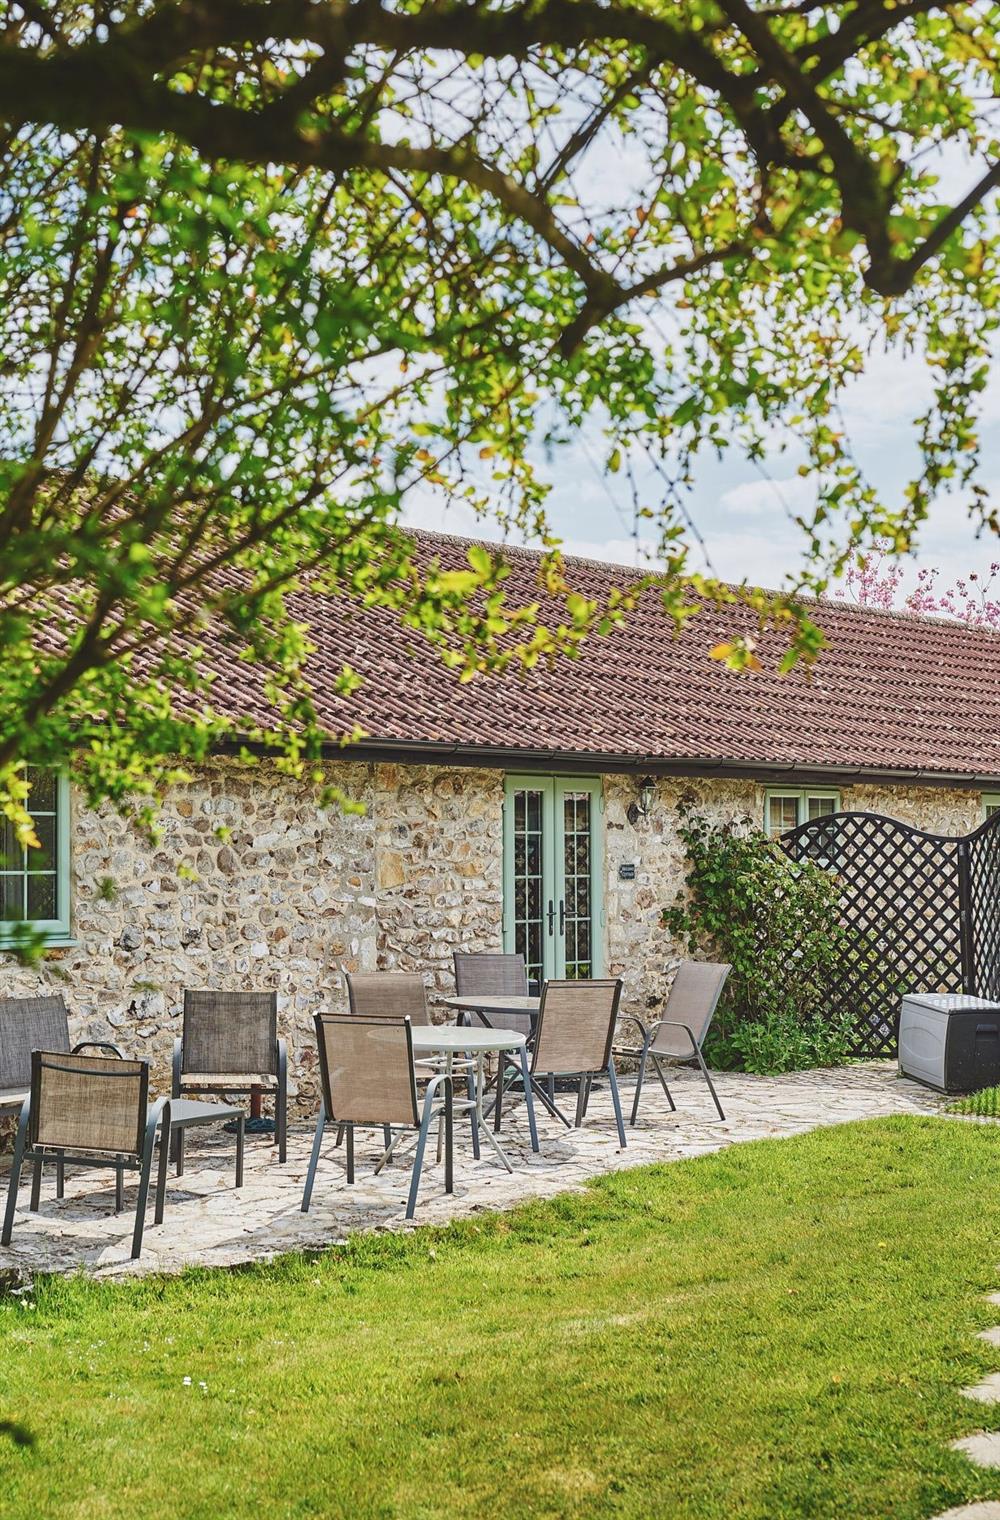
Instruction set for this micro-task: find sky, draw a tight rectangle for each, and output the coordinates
[404,335,1000,599]
[399,85,1000,602]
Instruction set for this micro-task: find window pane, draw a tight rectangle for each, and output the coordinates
[27,873,57,920]
[767,796,799,836]
[512,788,546,995]
[26,814,56,870]
[25,767,56,812]
[807,795,837,821]
[563,790,592,979]
[0,817,22,872]
[0,875,24,921]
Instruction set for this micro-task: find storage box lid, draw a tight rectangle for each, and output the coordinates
[901,993,1000,1015]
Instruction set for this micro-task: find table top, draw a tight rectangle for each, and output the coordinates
[165,1098,243,1128]
[441,995,540,1017]
[411,1025,527,1053]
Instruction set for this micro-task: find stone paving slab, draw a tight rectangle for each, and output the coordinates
[0,1061,946,1281]
[953,1434,1000,1471]
[933,1506,1000,1519]
[962,1375,1000,1406]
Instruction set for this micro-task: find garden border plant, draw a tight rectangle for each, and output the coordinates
[663,807,855,1074]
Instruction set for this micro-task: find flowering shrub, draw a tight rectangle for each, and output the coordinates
[663,810,855,1074]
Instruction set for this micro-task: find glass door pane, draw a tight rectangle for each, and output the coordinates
[509,783,549,993]
[559,789,594,978]
[505,776,604,988]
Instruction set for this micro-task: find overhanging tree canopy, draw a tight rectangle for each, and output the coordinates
[1,0,999,837]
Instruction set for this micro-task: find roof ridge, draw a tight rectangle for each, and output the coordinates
[405,525,1000,643]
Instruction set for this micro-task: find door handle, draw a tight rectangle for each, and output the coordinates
[559,899,565,936]
[547,899,555,935]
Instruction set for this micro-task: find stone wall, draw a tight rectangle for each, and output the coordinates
[371,764,504,988]
[839,783,982,836]
[603,775,761,1019]
[0,760,377,1111]
[604,776,991,1022]
[0,759,990,1111]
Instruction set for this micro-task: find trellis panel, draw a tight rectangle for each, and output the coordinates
[780,810,1000,1057]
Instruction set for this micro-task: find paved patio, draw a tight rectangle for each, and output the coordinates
[0,1062,946,1280]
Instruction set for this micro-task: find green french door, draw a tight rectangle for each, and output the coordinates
[502,775,605,993]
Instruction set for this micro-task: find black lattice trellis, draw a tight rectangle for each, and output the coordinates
[780,810,1000,1057]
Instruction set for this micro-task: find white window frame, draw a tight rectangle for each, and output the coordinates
[765,787,841,837]
[0,770,73,946]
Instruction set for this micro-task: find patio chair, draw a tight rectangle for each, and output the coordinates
[492,978,627,1148]
[301,1014,453,1221]
[614,961,731,1124]
[172,990,287,1163]
[2,1050,168,1259]
[0,994,124,1198]
[346,971,477,1143]
[452,951,533,1037]
[347,972,432,1023]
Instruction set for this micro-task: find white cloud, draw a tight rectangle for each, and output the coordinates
[717,475,815,518]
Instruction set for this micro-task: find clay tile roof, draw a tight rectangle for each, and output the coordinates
[198,529,1000,784]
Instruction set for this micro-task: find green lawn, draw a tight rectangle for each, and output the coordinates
[4,1118,1000,1519]
[949,1085,1000,1117]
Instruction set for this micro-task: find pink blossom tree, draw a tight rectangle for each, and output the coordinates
[844,548,1000,629]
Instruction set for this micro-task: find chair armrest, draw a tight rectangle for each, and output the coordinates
[616,1012,649,1038]
[145,1096,170,1157]
[422,1070,453,1107]
[72,1040,125,1059]
[645,1019,700,1055]
[613,1013,649,1052]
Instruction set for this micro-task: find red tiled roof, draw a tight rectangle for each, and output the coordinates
[198,530,1000,784]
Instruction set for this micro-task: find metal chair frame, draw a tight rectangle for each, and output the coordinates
[172,990,288,1163]
[489,979,628,1149]
[616,1014,726,1122]
[342,970,479,1161]
[2,1052,169,1260]
[614,963,731,1124]
[0,993,125,1200]
[301,1014,455,1221]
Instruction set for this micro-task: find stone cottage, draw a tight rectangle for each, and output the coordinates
[6,529,1000,1112]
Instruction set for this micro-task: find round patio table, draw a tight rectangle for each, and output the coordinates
[410,1025,539,1172]
[440,994,540,1030]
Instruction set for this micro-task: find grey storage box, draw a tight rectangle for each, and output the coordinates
[898,993,1000,1093]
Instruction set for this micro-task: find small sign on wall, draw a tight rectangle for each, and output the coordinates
[618,862,637,881]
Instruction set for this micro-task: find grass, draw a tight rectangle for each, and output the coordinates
[948,1085,1000,1117]
[4,1118,1000,1519]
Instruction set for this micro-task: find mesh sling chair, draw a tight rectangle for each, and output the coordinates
[452,952,532,1036]
[2,1051,168,1260]
[301,1014,453,1221]
[614,961,731,1124]
[173,990,287,1163]
[491,978,627,1148]
[345,972,479,1157]
[0,994,124,1197]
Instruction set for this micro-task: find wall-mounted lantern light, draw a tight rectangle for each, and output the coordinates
[626,775,656,827]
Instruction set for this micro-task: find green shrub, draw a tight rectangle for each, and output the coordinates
[663,808,855,1074]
